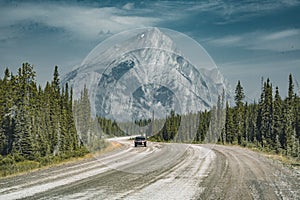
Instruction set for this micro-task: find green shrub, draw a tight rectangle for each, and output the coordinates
[0,156,15,166]
[15,160,40,172]
[38,156,52,166]
[13,153,25,162]
[0,156,16,176]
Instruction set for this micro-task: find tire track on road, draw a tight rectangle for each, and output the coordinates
[198,145,300,200]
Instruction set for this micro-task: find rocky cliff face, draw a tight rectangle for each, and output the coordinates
[62,28,231,121]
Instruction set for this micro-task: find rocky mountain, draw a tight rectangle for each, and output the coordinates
[62,27,231,121]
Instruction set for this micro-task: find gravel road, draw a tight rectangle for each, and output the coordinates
[0,137,299,200]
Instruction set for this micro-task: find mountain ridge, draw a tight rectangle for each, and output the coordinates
[62,28,231,121]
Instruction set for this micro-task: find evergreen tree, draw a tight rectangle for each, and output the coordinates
[282,100,294,155]
[234,80,245,144]
[12,63,36,159]
[0,69,10,155]
[288,74,294,101]
[195,110,210,143]
[0,64,86,169]
[295,95,300,157]
[261,79,273,149]
[74,85,91,144]
[256,92,264,147]
[247,103,257,143]
[225,101,234,144]
[216,90,226,143]
[50,66,61,155]
[273,87,282,152]
[65,85,80,152]
[234,80,245,107]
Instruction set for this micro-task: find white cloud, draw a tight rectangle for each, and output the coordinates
[251,29,300,52]
[187,0,300,24]
[264,29,300,40]
[0,3,159,41]
[208,29,300,52]
[209,36,242,46]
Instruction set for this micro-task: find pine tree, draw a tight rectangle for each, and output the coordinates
[225,101,234,144]
[0,68,12,155]
[216,91,226,143]
[74,85,91,145]
[243,102,249,143]
[295,95,300,157]
[261,79,273,150]
[34,85,49,157]
[43,81,53,155]
[65,84,80,152]
[273,87,282,153]
[282,100,294,155]
[12,63,36,159]
[207,106,216,142]
[288,74,294,102]
[50,66,61,155]
[282,74,297,156]
[256,92,263,147]
[196,110,210,143]
[2,72,18,155]
[235,81,245,107]
[234,80,245,144]
[247,103,257,143]
[0,75,5,154]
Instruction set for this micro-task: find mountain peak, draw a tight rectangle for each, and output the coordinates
[129,27,176,51]
[77,27,179,73]
[137,27,162,39]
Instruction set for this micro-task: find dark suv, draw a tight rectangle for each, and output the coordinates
[134,136,147,147]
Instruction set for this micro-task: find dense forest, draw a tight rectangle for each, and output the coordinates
[0,63,88,176]
[152,75,300,158]
[221,75,300,157]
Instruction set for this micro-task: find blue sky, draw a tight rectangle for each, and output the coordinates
[0,0,299,100]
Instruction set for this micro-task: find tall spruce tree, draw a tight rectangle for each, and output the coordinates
[247,103,257,143]
[50,66,61,155]
[225,101,234,144]
[243,102,249,143]
[273,87,282,152]
[261,79,273,149]
[12,63,36,159]
[282,74,296,156]
[234,80,245,144]
[295,94,300,157]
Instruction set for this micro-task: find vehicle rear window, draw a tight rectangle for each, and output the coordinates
[135,137,145,140]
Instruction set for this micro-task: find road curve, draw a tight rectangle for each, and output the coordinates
[0,138,299,200]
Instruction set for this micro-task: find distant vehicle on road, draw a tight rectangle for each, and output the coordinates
[134,136,147,147]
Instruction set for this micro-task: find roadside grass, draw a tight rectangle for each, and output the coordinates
[263,153,300,167]
[256,150,300,168]
[0,141,122,178]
